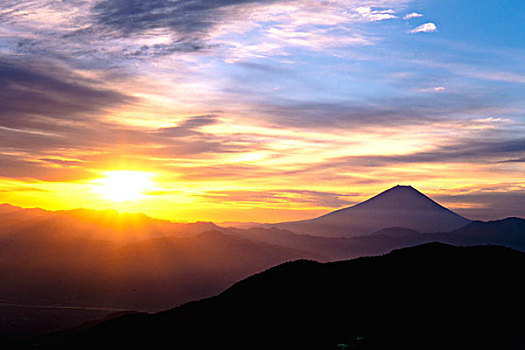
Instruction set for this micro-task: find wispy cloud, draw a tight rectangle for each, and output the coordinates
[417,86,446,92]
[91,0,280,52]
[0,0,413,66]
[200,189,358,208]
[331,137,525,167]
[356,6,397,21]
[0,56,134,129]
[434,185,525,220]
[472,117,512,124]
[403,12,423,20]
[410,22,437,33]
[413,59,525,84]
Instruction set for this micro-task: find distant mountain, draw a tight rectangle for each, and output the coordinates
[431,217,525,250]
[35,244,525,350]
[231,217,525,261]
[271,185,471,237]
[0,226,314,311]
[0,206,316,336]
[226,226,354,260]
[0,204,220,242]
[227,226,428,261]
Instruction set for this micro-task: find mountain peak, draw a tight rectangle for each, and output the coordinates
[315,185,470,234]
[275,186,471,237]
[353,185,449,211]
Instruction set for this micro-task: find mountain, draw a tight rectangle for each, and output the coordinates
[0,227,315,312]
[226,226,427,261]
[0,206,317,336]
[2,202,523,339]
[34,243,525,350]
[271,185,471,237]
[230,217,525,261]
[0,204,220,242]
[431,217,525,250]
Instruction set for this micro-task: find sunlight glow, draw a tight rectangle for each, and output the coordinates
[93,171,155,202]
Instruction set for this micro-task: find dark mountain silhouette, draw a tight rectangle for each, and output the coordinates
[230,217,525,261]
[226,226,426,261]
[34,243,525,350]
[431,217,525,250]
[271,185,471,237]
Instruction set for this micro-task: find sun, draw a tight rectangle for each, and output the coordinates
[93,171,155,202]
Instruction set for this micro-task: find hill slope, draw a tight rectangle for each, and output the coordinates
[37,243,525,350]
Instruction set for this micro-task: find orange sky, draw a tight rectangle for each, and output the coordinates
[1,0,524,222]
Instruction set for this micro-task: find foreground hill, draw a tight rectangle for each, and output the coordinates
[36,243,525,350]
[272,185,470,237]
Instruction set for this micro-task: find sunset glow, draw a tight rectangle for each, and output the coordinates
[93,171,155,202]
[0,3,524,344]
[0,0,524,222]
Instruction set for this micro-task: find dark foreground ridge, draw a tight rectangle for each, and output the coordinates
[31,243,524,350]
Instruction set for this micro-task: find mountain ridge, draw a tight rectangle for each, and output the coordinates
[34,243,525,350]
[1,197,524,339]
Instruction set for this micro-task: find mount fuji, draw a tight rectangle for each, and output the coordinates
[272,185,471,237]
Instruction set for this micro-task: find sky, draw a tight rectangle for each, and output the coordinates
[0,0,524,222]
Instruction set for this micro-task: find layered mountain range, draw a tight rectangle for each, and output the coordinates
[0,185,524,342]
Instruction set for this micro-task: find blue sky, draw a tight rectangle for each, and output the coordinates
[0,0,524,221]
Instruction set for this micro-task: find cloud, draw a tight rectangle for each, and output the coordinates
[472,117,512,124]
[413,59,525,84]
[330,137,525,168]
[0,58,249,180]
[434,188,525,220]
[356,6,397,21]
[417,86,446,92]
[0,0,415,65]
[403,12,423,20]
[0,153,94,182]
[410,22,437,33]
[0,184,49,193]
[244,88,507,130]
[157,115,219,137]
[498,157,525,163]
[91,0,279,52]
[0,116,255,181]
[200,189,358,208]
[0,57,134,129]
[0,57,266,180]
